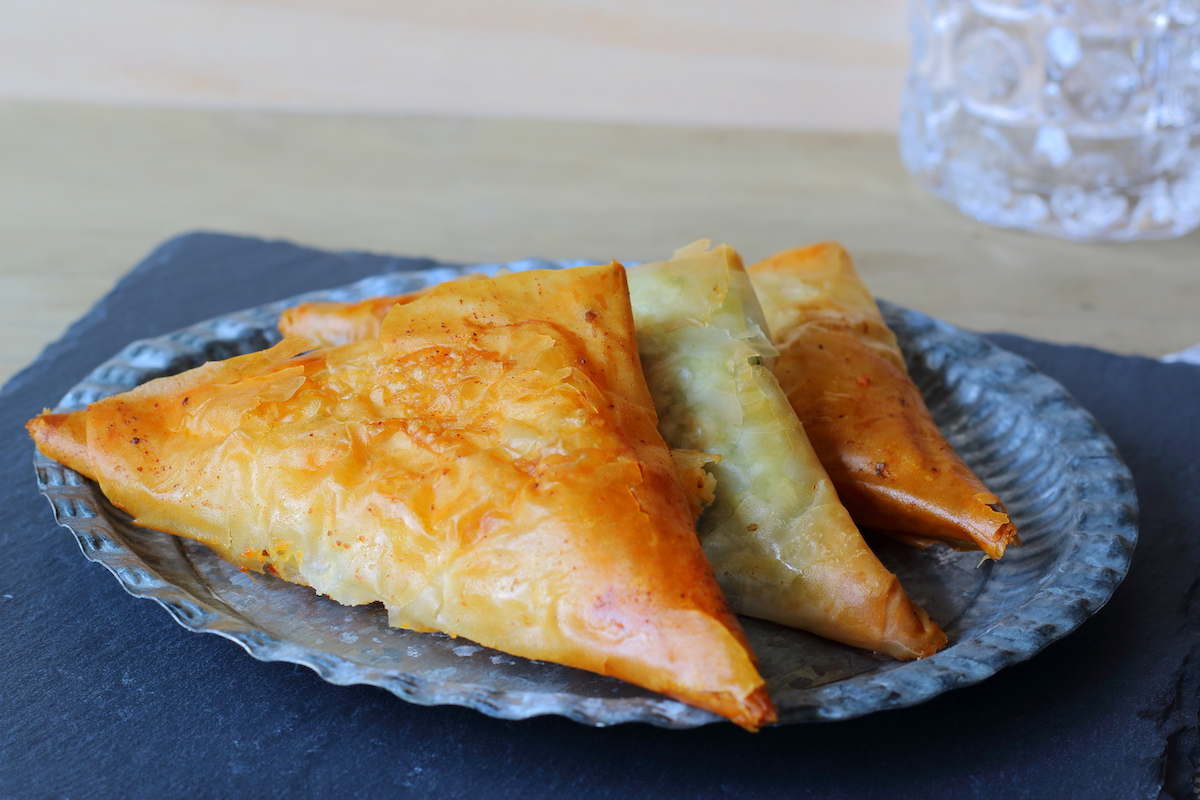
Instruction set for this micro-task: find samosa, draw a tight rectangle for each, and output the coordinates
[28,263,775,729]
[748,242,1018,559]
[626,242,945,660]
[280,245,947,660]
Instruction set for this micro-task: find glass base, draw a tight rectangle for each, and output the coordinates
[901,112,1200,242]
[911,166,1200,242]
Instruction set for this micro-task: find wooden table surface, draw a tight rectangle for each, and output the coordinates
[0,0,909,131]
[3,99,1199,386]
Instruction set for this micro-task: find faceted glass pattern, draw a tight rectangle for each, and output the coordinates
[901,0,1200,241]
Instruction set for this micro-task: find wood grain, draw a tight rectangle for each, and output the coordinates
[0,0,908,131]
[3,101,1200,387]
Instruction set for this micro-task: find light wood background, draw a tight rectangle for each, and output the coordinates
[3,2,1199,388]
[0,0,908,131]
[5,100,1200,388]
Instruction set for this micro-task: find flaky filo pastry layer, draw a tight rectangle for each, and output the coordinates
[280,246,947,661]
[748,242,1018,560]
[28,263,775,729]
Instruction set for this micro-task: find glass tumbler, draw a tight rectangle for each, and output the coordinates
[900,0,1200,241]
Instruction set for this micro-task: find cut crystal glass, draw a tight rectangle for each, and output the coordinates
[901,0,1200,240]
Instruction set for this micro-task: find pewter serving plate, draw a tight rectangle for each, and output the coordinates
[33,259,1138,728]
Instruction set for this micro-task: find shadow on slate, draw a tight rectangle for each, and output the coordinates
[1,232,1197,800]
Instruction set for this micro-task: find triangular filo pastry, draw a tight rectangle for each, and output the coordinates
[748,242,1018,559]
[626,242,946,660]
[28,263,775,729]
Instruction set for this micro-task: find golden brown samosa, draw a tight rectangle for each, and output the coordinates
[748,242,1018,560]
[29,263,775,729]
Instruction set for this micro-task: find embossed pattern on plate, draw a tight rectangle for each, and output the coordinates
[32,260,1138,727]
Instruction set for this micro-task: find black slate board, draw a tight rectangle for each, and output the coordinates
[1,232,1197,800]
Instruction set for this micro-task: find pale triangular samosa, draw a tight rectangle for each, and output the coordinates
[626,242,946,660]
[748,242,1018,559]
[29,263,775,729]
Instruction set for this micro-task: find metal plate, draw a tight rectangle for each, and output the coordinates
[32,259,1138,728]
